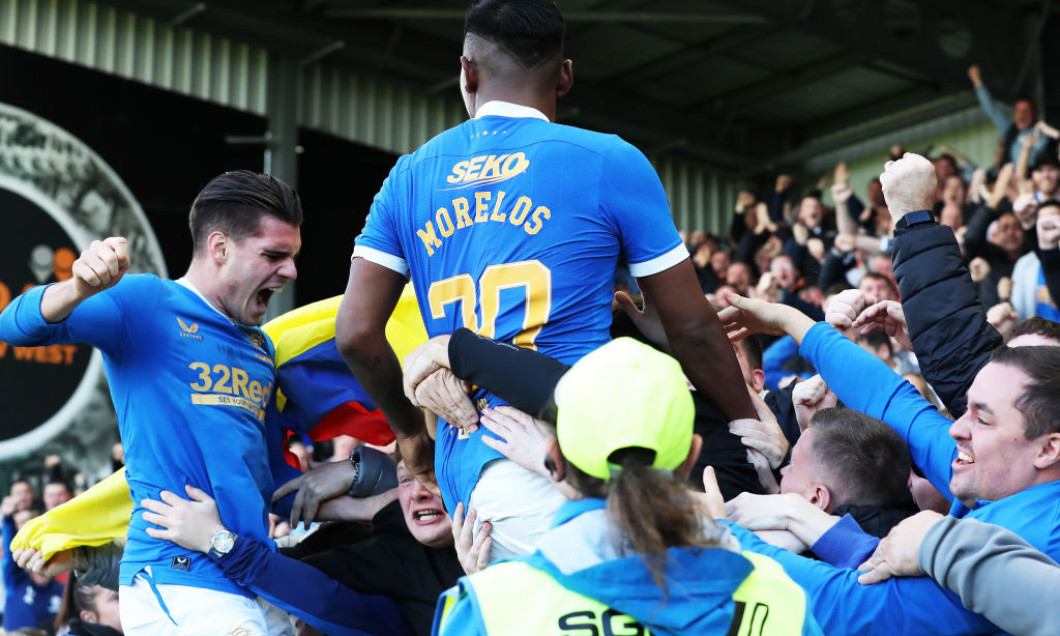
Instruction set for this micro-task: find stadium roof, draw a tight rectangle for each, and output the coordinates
[102,0,1049,175]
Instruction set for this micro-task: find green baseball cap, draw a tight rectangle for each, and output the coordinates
[553,337,694,481]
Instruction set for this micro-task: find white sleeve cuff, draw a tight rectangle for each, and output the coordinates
[628,243,690,278]
[352,245,410,278]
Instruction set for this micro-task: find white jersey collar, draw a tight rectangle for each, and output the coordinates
[474,100,549,121]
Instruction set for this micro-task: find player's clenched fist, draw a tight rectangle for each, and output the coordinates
[880,153,936,224]
[72,237,130,297]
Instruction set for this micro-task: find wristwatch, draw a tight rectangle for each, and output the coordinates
[208,529,236,557]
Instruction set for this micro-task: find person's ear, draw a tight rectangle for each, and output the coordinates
[676,434,703,480]
[1033,432,1060,470]
[751,369,767,394]
[80,609,99,624]
[807,484,831,512]
[556,59,573,98]
[207,232,228,264]
[460,56,478,94]
[543,437,565,482]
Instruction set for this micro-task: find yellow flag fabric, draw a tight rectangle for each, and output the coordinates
[11,468,132,559]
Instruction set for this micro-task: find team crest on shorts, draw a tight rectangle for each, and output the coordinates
[171,555,191,571]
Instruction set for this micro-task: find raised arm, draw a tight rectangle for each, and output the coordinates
[886,155,1003,415]
[0,238,130,351]
[1,501,26,591]
[968,65,1011,134]
[39,237,129,323]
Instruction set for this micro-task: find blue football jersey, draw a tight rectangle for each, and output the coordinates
[355,101,686,511]
[0,275,285,596]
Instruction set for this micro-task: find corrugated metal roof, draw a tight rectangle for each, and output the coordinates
[0,0,269,113]
[0,0,1043,233]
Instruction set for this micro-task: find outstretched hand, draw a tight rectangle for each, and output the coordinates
[403,335,451,406]
[614,290,668,351]
[272,460,358,529]
[480,406,552,479]
[717,289,816,344]
[695,466,727,520]
[853,300,911,350]
[13,547,80,578]
[415,369,478,432]
[825,289,875,332]
[729,387,789,471]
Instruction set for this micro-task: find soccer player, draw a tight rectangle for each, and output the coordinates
[336,0,755,560]
[0,171,303,635]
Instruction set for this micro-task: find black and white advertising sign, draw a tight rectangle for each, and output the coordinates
[0,102,165,459]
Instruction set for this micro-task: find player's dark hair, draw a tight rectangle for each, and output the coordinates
[189,170,302,253]
[464,0,564,70]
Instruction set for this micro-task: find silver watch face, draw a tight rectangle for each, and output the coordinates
[211,530,235,555]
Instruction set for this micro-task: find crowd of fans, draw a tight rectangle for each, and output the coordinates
[1,0,1059,634]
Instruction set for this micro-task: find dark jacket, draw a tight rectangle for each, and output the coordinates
[300,501,464,636]
[833,491,919,539]
[890,220,1004,417]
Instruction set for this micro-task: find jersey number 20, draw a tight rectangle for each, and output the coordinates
[427,260,552,349]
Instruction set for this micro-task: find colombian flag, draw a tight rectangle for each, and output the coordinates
[264,285,427,456]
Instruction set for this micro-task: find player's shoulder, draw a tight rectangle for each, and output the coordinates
[398,124,475,172]
[542,123,642,158]
[110,272,165,296]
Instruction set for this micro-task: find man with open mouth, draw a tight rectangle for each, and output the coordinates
[0,170,305,635]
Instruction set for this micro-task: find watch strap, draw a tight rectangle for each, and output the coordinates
[894,209,935,234]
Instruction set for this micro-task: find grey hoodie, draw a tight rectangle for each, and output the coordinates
[920,516,1060,636]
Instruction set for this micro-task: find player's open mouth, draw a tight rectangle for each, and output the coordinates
[257,288,277,306]
[414,510,445,523]
[955,450,975,465]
